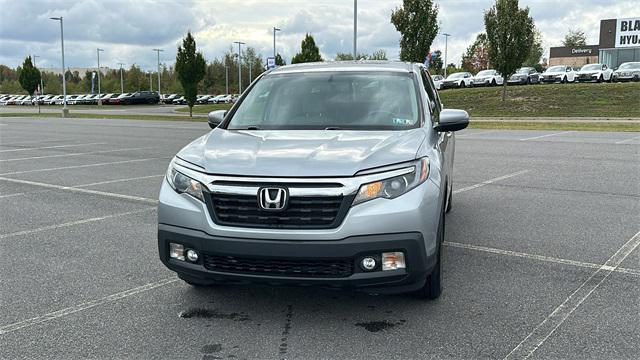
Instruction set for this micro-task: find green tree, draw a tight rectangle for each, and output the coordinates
[562,28,587,47]
[524,28,543,67]
[428,50,443,74]
[461,33,490,73]
[334,52,368,61]
[291,34,322,64]
[369,49,388,60]
[275,53,286,66]
[391,0,439,62]
[175,31,206,116]
[18,56,41,98]
[484,0,535,101]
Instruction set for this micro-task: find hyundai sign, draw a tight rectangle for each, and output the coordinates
[615,17,640,48]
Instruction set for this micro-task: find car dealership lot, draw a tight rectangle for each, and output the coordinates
[0,117,638,359]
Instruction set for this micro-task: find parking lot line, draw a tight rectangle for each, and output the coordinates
[0,146,156,162]
[0,207,155,240]
[0,276,178,335]
[0,156,168,176]
[0,177,159,204]
[519,131,575,141]
[456,130,499,138]
[74,174,164,188]
[503,230,640,360]
[0,142,106,153]
[615,134,640,144]
[444,241,640,278]
[453,170,530,194]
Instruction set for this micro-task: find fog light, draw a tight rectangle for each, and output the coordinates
[382,252,406,271]
[186,249,199,262]
[169,243,185,261]
[360,257,377,271]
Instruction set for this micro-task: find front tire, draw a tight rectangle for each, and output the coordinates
[597,75,604,83]
[459,81,465,88]
[413,207,444,300]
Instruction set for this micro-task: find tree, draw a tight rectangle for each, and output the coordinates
[291,34,322,64]
[369,49,388,60]
[484,0,535,101]
[175,31,206,116]
[18,56,41,98]
[335,52,368,61]
[391,0,439,62]
[562,28,587,47]
[275,53,286,66]
[428,50,443,74]
[461,33,490,73]
[524,28,543,67]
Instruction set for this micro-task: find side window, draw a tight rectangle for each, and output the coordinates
[420,69,442,119]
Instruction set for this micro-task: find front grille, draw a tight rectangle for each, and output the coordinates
[205,192,350,229]
[203,254,354,278]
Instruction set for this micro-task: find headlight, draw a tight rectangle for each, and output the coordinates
[166,160,205,202]
[353,158,429,206]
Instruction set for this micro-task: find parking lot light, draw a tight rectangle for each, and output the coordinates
[152,49,163,96]
[234,41,245,94]
[441,33,451,78]
[273,27,281,58]
[50,16,68,117]
[96,48,104,105]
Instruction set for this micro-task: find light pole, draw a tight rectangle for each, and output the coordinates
[442,33,451,77]
[50,16,68,117]
[248,60,253,84]
[234,41,245,94]
[225,65,229,94]
[117,63,125,93]
[32,55,44,95]
[149,71,153,91]
[273,27,280,59]
[353,0,357,60]
[152,49,163,95]
[96,48,104,105]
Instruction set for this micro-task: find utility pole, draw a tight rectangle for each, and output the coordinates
[273,27,281,59]
[32,55,43,113]
[353,0,357,60]
[152,49,163,95]
[442,33,451,78]
[149,71,153,91]
[248,60,253,84]
[117,63,125,93]
[234,41,245,94]
[225,65,229,94]
[50,16,68,117]
[96,48,104,105]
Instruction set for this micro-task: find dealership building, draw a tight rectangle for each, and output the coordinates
[549,17,640,68]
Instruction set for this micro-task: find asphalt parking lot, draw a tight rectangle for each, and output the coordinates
[0,117,638,359]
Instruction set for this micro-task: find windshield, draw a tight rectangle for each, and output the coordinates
[446,73,465,79]
[619,63,640,69]
[581,64,601,71]
[476,70,494,76]
[225,72,420,131]
[547,66,565,72]
[516,68,530,74]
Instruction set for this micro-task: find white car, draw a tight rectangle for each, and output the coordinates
[440,72,474,89]
[46,95,63,105]
[612,62,640,82]
[431,75,444,90]
[67,94,87,105]
[577,63,613,83]
[472,69,503,86]
[540,65,578,83]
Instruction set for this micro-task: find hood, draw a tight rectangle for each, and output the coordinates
[177,129,426,177]
[543,71,565,76]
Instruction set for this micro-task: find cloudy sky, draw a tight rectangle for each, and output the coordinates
[0,0,636,71]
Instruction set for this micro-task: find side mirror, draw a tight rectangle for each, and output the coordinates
[208,110,226,129]
[434,109,469,132]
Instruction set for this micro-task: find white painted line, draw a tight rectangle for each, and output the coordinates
[0,189,49,199]
[453,170,530,194]
[0,156,166,176]
[0,207,155,240]
[0,177,159,204]
[0,142,106,153]
[615,135,640,144]
[0,276,178,335]
[75,174,164,188]
[456,130,499,138]
[504,230,640,360]
[445,241,640,278]
[0,146,154,162]
[519,131,575,141]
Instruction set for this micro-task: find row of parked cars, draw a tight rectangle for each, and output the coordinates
[0,91,161,106]
[432,61,640,90]
[161,94,239,105]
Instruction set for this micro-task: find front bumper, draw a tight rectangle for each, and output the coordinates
[612,74,639,82]
[158,225,434,293]
[507,78,527,84]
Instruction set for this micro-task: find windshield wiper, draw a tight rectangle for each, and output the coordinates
[324,126,342,130]
[242,126,261,130]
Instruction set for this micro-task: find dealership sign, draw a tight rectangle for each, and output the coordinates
[616,17,640,47]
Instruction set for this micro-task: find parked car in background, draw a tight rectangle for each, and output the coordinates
[99,93,117,103]
[577,63,613,83]
[207,95,226,103]
[472,69,503,86]
[440,72,473,89]
[120,91,160,105]
[612,62,640,82]
[431,74,444,90]
[62,95,81,105]
[45,95,63,105]
[196,95,213,104]
[507,67,540,85]
[107,93,132,105]
[215,94,235,103]
[540,65,578,83]
[162,94,179,104]
[172,95,186,105]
